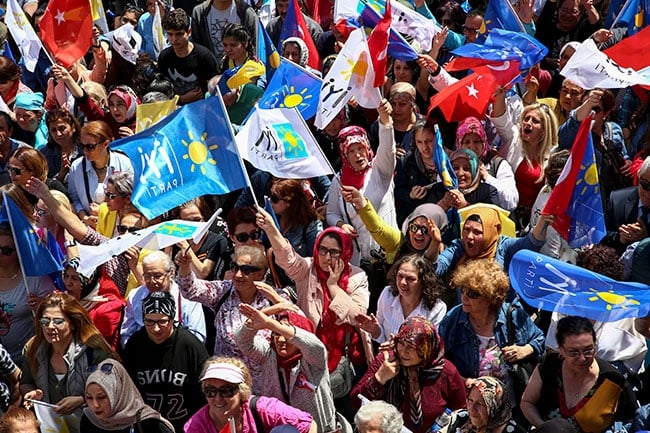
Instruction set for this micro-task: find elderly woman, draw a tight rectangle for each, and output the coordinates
[326,99,396,266]
[82,359,174,433]
[176,244,287,392]
[356,254,447,343]
[235,305,340,433]
[521,316,636,432]
[184,357,317,433]
[351,317,466,433]
[441,376,527,433]
[438,260,545,389]
[14,92,48,150]
[355,400,404,433]
[370,83,421,154]
[20,292,117,417]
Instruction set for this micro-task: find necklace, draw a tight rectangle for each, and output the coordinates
[0,272,18,280]
[92,161,109,172]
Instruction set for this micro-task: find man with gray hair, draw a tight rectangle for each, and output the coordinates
[355,401,405,433]
[120,250,206,348]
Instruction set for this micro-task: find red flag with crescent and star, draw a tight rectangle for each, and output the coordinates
[39,0,93,68]
[427,72,497,123]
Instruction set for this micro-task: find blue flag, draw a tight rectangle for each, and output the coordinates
[509,250,650,322]
[607,0,649,34]
[478,0,526,42]
[257,58,321,120]
[357,4,419,61]
[452,28,548,71]
[112,97,248,220]
[0,195,63,277]
[257,17,281,81]
[433,124,457,190]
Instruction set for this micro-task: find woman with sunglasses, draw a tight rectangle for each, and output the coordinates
[185,357,316,433]
[438,259,544,398]
[6,147,50,216]
[176,245,289,393]
[82,358,175,433]
[96,171,137,238]
[521,316,636,432]
[66,121,133,228]
[20,292,118,419]
[351,317,466,433]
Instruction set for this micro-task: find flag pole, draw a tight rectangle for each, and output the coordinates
[293,107,338,177]
[609,0,634,30]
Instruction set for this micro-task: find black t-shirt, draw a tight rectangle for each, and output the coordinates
[80,416,175,433]
[158,44,218,97]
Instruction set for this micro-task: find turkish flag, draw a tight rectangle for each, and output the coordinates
[39,0,93,68]
[427,72,497,123]
[367,0,391,87]
[472,61,520,87]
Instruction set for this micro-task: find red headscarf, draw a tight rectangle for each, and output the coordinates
[272,311,316,370]
[338,125,373,190]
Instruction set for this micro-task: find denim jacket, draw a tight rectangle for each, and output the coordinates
[438,302,546,378]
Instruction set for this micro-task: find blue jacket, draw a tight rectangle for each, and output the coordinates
[438,302,546,378]
[435,233,544,278]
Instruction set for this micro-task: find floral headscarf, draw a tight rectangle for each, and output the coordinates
[461,376,512,433]
[108,86,140,122]
[456,117,489,159]
[451,148,481,195]
[338,125,373,190]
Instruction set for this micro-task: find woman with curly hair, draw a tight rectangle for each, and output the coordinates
[20,292,118,418]
[438,259,545,392]
[356,254,447,343]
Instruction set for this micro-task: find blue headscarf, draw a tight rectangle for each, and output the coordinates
[15,92,48,150]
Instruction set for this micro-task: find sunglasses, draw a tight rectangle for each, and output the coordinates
[640,179,650,191]
[8,166,29,176]
[459,287,481,299]
[117,225,140,234]
[407,223,429,235]
[230,262,261,275]
[34,207,48,217]
[269,193,285,203]
[80,142,100,151]
[0,246,15,256]
[203,385,238,399]
[39,317,67,327]
[234,230,261,243]
[87,363,114,374]
[592,106,603,114]
[105,192,125,200]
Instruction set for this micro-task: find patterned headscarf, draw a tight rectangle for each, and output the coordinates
[338,125,373,190]
[456,117,489,159]
[451,148,481,195]
[462,376,512,432]
[108,86,140,122]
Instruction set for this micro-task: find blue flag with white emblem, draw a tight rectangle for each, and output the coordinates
[257,58,321,120]
[478,0,526,42]
[112,96,248,220]
[510,250,650,322]
[235,107,334,178]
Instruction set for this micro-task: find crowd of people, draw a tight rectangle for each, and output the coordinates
[0,0,648,432]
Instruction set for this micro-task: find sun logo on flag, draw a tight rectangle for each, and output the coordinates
[342,52,370,86]
[576,163,599,196]
[181,131,217,174]
[271,123,308,159]
[588,288,640,310]
[279,86,313,110]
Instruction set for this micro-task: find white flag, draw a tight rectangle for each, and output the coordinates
[314,28,382,129]
[33,401,79,433]
[560,39,650,89]
[152,3,167,58]
[390,0,440,52]
[236,107,334,179]
[5,0,44,72]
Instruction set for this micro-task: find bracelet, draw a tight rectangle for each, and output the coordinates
[431,64,442,76]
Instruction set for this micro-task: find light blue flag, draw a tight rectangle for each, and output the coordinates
[257,58,321,120]
[509,250,650,322]
[112,97,248,220]
[0,195,63,277]
[478,0,526,42]
[257,17,281,81]
[608,0,649,34]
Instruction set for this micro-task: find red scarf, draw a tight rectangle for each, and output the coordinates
[273,311,316,370]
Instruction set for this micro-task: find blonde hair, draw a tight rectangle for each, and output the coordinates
[520,103,558,182]
[200,357,252,401]
[450,259,510,311]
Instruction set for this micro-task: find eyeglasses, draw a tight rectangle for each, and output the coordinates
[459,287,481,299]
[317,246,342,258]
[592,106,603,114]
[143,272,169,282]
[234,230,261,243]
[34,207,48,217]
[639,179,650,191]
[105,191,125,200]
[80,142,101,151]
[203,385,238,399]
[407,223,429,235]
[559,7,580,15]
[538,103,551,115]
[144,318,171,327]
[39,317,67,327]
[0,246,15,256]
[87,363,114,374]
[269,193,286,204]
[117,225,140,234]
[230,262,261,275]
[462,25,480,34]
[8,166,30,176]
[564,347,595,358]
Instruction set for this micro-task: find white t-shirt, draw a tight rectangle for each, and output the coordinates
[207,1,241,60]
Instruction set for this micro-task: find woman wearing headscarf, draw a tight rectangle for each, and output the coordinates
[81,359,175,433]
[456,117,518,212]
[257,208,371,420]
[235,306,340,433]
[440,376,527,433]
[431,205,552,279]
[351,317,467,433]
[370,83,421,154]
[326,99,396,267]
[281,37,321,77]
[13,92,48,150]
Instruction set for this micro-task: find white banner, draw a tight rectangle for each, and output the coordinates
[390,0,440,52]
[6,0,44,72]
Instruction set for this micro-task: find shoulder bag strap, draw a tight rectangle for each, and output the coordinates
[214,288,232,315]
[249,395,266,433]
[81,158,93,207]
[506,303,516,346]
